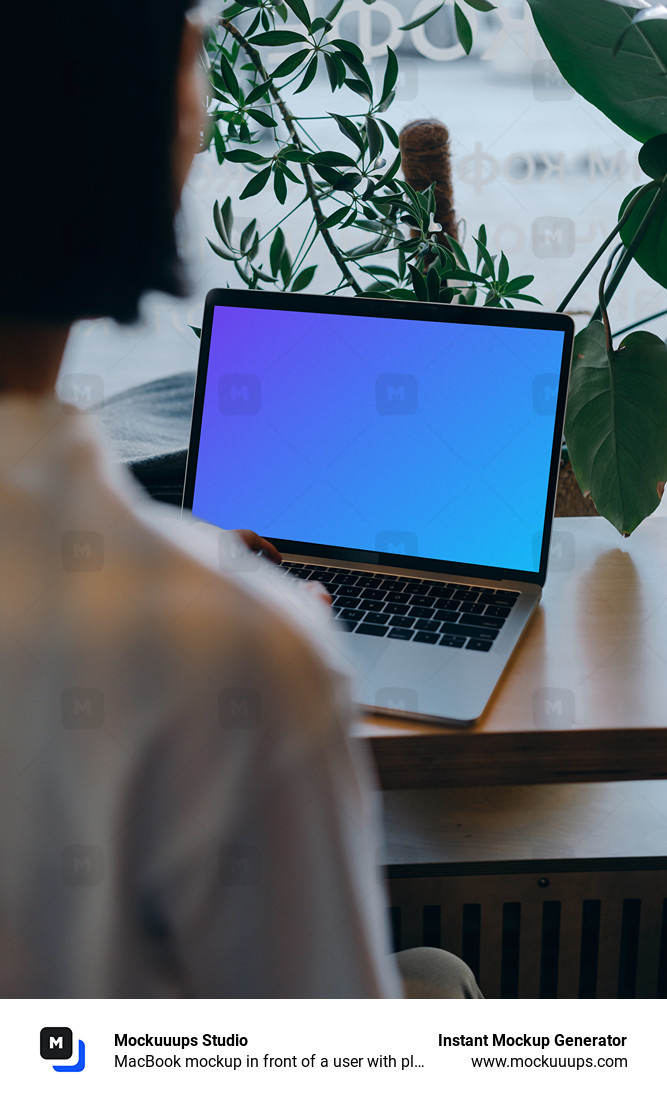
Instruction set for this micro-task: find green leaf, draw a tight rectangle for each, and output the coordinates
[311,150,359,167]
[639,133,667,180]
[281,163,301,184]
[281,146,312,162]
[251,266,279,284]
[270,227,286,276]
[271,49,311,79]
[239,165,272,199]
[373,150,402,188]
[498,251,509,285]
[362,264,400,280]
[325,0,345,19]
[280,247,292,287]
[274,167,288,204]
[504,274,535,293]
[426,264,440,300]
[247,108,278,127]
[376,89,396,113]
[565,320,667,535]
[222,2,246,17]
[409,264,428,300]
[399,2,444,31]
[474,234,496,277]
[245,78,273,104]
[330,38,364,61]
[208,238,237,261]
[378,119,399,147]
[365,115,383,161]
[464,0,495,10]
[218,53,240,100]
[221,196,233,241]
[454,3,473,53]
[381,46,398,105]
[189,325,202,339]
[343,78,373,102]
[614,7,667,55]
[526,0,667,143]
[222,149,269,163]
[249,30,309,45]
[246,11,262,37]
[240,218,257,252]
[508,293,541,304]
[340,51,374,95]
[295,54,319,92]
[324,51,340,92]
[283,0,312,30]
[330,113,366,154]
[319,205,350,230]
[618,184,667,288]
[311,17,333,33]
[291,265,317,291]
[444,232,470,270]
[213,199,232,246]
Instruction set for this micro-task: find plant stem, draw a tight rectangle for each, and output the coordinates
[598,242,624,353]
[256,192,311,247]
[556,179,659,313]
[591,176,667,322]
[612,305,667,339]
[220,18,363,294]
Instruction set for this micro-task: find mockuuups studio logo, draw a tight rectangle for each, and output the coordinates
[532,688,575,729]
[375,687,419,713]
[61,531,105,572]
[532,373,559,416]
[61,688,104,729]
[218,373,261,415]
[375,373,418,415]
[531,216,575,258]
[219,688,261,729]
[376,531,418,555]
[531,60,573,101]
[40,1027,86,1073]
[58,373,104,411]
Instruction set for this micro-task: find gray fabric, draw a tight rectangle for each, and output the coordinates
[395,947,484,999]
[91,371,195,504]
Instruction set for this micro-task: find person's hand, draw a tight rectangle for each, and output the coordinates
[234,529,282,564]
[304,582,333,607]
[234,530,331,608]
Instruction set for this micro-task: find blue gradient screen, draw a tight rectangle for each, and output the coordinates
[191,304,566,574]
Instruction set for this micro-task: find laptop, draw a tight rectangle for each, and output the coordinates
[183,287,574,725]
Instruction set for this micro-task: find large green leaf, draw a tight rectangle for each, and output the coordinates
[527,0,667,142]
[618,183,667,287]
[565,320,667,534]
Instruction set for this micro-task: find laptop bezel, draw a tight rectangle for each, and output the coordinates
[182,287,574,588]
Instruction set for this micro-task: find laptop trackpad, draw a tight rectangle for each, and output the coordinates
[342,630,502,724]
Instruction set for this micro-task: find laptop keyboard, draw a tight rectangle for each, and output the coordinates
[280,562,519,652]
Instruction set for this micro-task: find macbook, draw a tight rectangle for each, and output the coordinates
[183,288,574,724]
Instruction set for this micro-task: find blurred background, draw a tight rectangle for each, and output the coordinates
[60,0,662,399]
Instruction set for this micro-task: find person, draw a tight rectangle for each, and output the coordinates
[0,0,481,999]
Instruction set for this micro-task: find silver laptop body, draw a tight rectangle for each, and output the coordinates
[183,288,574,725]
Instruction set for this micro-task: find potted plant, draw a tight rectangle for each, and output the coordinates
[527,0,667,536]
[202,0,667,537]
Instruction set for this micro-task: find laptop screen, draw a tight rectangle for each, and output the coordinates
[186,293,571,581]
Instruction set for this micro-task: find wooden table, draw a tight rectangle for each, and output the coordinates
[359,516,667,789]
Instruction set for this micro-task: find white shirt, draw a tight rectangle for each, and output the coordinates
[0,394,401,998]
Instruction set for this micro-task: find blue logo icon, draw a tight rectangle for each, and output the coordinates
[40,1027,86,1072]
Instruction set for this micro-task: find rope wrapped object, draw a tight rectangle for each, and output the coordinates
[399,119,457,243]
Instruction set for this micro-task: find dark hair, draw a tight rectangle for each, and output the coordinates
[0,1,194,324]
